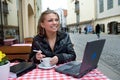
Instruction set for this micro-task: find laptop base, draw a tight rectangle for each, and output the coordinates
[56,61,97,78]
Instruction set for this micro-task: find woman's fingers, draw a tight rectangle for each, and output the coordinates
[50,56,58,65]
[36,52,45,60]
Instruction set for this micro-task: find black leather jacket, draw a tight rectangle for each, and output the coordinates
[29,31,76,64]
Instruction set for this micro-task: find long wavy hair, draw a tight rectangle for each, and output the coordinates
[37,10,60,36]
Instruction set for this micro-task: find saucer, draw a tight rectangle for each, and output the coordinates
[38,63,56,69]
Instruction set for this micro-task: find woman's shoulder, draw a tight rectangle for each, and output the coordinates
[33,34,44,40]
[58,31,69,35]
[57,31,70,39]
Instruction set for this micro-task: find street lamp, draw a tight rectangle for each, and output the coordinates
[75,0,80,32]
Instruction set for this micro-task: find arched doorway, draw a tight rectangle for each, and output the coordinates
[107,21,119,34]
[28,4,35,37]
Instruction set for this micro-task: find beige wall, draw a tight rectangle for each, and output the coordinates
[97,0,120,19]
[17,0,37,42]
[67,0,96,25]
[80,0,96,21]
[7,0,18,26]
[94,16,120,33]
[21,0,36,38]
[66,1,76,24]
[95,0,120,34]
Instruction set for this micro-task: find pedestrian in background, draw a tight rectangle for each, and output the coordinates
[79,27,81,34]
[95,24,101,39]
[29,10,76,65]
[84,27,87,34]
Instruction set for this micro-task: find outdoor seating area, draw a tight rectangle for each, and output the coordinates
[0,46,31,62]
[4,38,18,46]
[24,37,33,44]
[0,37,33,62]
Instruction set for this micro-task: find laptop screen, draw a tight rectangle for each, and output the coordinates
[79,39,105,74]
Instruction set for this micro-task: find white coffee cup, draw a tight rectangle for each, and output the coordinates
[41,57,52,67]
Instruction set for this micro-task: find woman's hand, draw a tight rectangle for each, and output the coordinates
[50,56,58,65]
[35,50,45,61]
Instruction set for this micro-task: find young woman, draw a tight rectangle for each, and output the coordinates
[29,10,76,65]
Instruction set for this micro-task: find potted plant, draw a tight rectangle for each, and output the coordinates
[0,51,10,80]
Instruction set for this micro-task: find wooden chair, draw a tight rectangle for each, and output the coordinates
[0,46,31,62]
[24,37,33,44]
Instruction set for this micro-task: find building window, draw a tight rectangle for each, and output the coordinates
[107,0,113,10]
[118,0,120,5]
[99,0,104,13]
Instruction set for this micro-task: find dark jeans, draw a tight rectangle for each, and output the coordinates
[96,33,100,39]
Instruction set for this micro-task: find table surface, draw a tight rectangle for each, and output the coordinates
[8,63,110,80]
[12,43,32,46]
[4,39,16,42]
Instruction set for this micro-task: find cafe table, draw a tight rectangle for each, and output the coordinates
[12,43,32,46]
[4,39,18,46]
[8,63,110,80]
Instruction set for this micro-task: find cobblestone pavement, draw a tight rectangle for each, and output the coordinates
[69,32,120,79]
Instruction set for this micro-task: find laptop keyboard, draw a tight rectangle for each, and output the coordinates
[64,63,81,74]
[55,61,81,76]
[57,64,72,71]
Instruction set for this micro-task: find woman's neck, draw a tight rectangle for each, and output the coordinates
[46,32,57,51]
[46,32,57,39]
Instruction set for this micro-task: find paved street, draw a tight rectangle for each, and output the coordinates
[69,32,120,80]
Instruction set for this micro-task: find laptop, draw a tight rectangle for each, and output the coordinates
[55,39,106,78]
